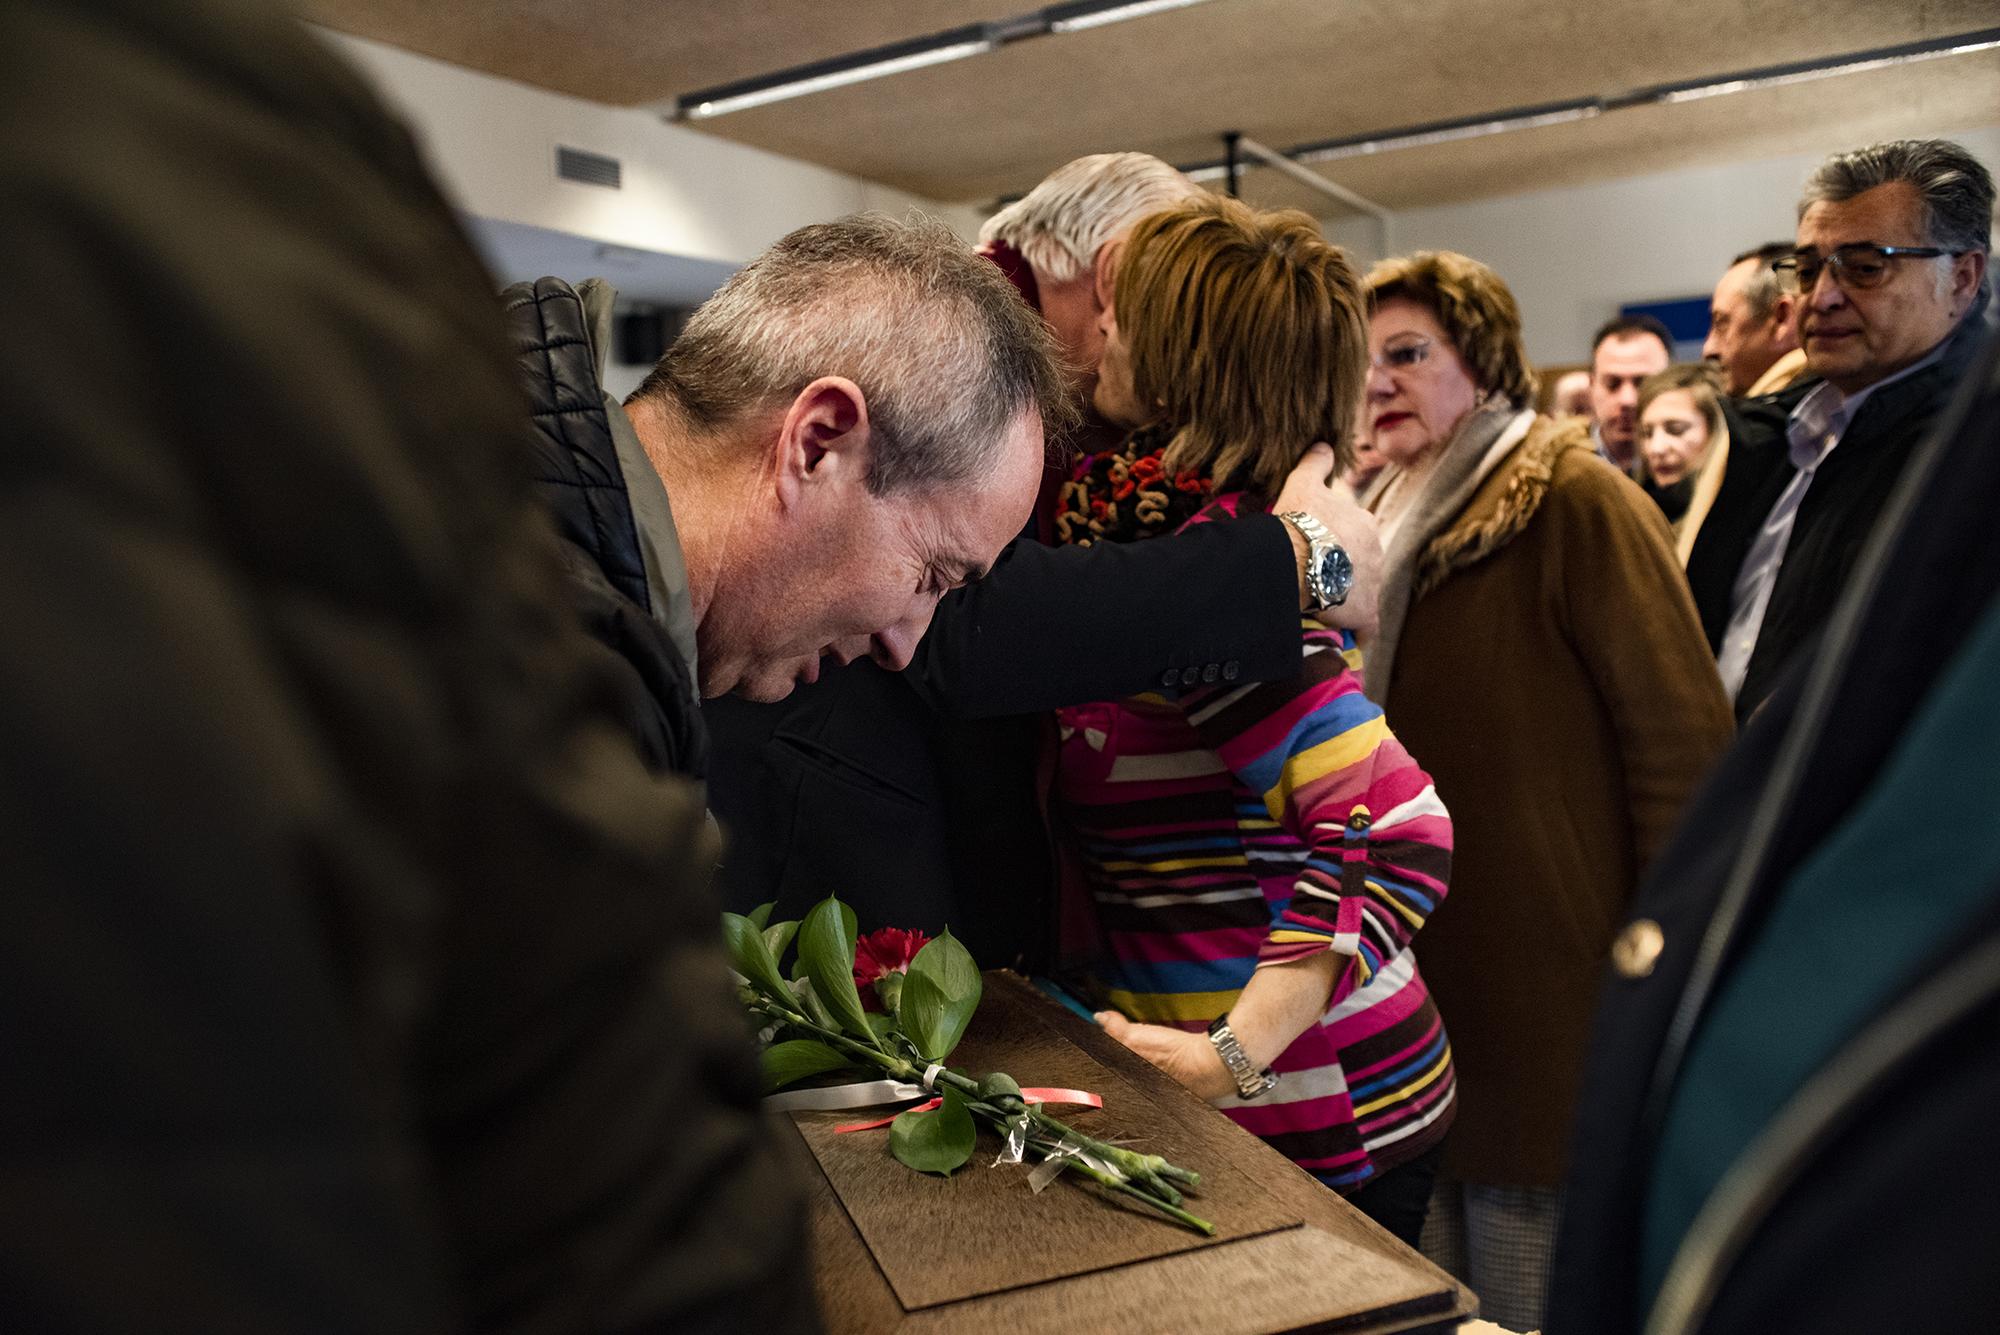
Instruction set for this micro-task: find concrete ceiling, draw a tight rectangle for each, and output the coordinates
[306,0,2000,210]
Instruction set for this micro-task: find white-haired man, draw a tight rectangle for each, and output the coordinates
[707,154,1388,963]
[978,151,1204,401]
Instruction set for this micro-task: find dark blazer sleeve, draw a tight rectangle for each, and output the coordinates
[904,513,1303,717]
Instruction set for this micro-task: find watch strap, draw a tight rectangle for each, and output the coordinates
[1207,1016,1279,1100]
[1276,510,1346,611]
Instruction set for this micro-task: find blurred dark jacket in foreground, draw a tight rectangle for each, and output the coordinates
[0,0,809,1329]
[1551,329,2000,1334]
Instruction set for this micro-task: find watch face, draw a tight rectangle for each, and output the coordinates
[1318,546,1354,603]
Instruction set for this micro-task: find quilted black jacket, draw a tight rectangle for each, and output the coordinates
[504,276,707,777]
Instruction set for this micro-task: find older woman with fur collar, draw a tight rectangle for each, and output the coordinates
[1359,252,1732,1333]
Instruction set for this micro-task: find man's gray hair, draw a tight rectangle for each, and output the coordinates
[979,152,1205,284]
[1800,139,1995,259]
[631,212,1071,494]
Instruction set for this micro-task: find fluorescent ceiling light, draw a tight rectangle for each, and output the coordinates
[1047,0,1214,34]
[1294,102,1603,164]
[1653,32,2000,104]
[678,36,995,119]
[670,0,1234,119]
[1167,26,2000,188]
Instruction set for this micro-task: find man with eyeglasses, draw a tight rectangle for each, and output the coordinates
[1685,139,1992,721]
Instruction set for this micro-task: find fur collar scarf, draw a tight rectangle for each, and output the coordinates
[1362,410,1589,698]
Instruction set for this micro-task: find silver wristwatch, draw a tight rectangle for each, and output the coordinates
[1277,510,1354,611]
[1207,1016,1280,1100]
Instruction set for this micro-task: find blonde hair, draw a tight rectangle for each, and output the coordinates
[979,153,1205,284]
[1114,195,1368,497]
[1366,251,1538,408]
[1638,362,1726,438]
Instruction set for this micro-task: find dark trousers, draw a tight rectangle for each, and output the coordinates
[1348,1142,1445,1249]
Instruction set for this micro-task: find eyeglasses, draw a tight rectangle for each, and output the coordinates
[1772,243,1961,293]
[1371,334,1434,373]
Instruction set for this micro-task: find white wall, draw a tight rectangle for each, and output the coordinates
[317,29,986,266]
[1328,125,2000,365]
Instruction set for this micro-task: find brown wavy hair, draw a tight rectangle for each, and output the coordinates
[1366,250,1538,408]
[1114,196,1366,498]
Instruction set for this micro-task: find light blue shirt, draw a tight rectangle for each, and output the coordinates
[1591,423,1644,480]
[1715,342,1949,701]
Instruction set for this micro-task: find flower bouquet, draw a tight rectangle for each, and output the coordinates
[725,896,1213,1234]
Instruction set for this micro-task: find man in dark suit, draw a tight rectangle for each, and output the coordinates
[1687,138,1991,721]
[706,153,1381,964]
[1548,325,2000,1335]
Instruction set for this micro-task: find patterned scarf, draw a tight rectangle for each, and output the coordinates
[1053,424,1216,546]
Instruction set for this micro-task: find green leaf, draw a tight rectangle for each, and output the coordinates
[723,912,791,1001]
[889,1087,975,1175]
[898,929,982,1063]
[763,919,799,969]
[799,897,877,1045]
[978,1072,1022,1101]
[866,1013,900,1045]
[747,902,775,931]
[795,976,840,1032]
[761,1039,853,1092]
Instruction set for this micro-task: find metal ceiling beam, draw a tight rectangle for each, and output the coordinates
[1231,134,1392,257]
[1175,26,2000,180]
[1233,135,1391,221]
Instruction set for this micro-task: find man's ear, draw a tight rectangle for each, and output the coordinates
[1947,249,1987,318]
[1091,237,1125,315]
[772,376,870,511]
[1770,294,1799,350]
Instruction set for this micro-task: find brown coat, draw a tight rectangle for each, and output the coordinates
[1379,416,1733,1186]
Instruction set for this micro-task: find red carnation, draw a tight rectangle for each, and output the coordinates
[854,926,931,1013]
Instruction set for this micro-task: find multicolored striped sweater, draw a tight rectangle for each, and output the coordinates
[1053,493,1456,1191]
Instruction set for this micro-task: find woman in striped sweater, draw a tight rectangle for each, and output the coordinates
[1052,196,1455,1245]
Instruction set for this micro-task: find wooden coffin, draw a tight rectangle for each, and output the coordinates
[786,970,1476,1333]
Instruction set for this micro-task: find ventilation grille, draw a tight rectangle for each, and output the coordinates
[555,145,622,189]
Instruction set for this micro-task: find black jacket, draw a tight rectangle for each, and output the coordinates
[0,1,805,1330]
[707,514,1306,965]
[1687,309,1988,719]
[1549,330,2000,1335]
[504,275,706,777]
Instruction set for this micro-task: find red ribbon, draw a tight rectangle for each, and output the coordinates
[833,1087,1103,1134]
